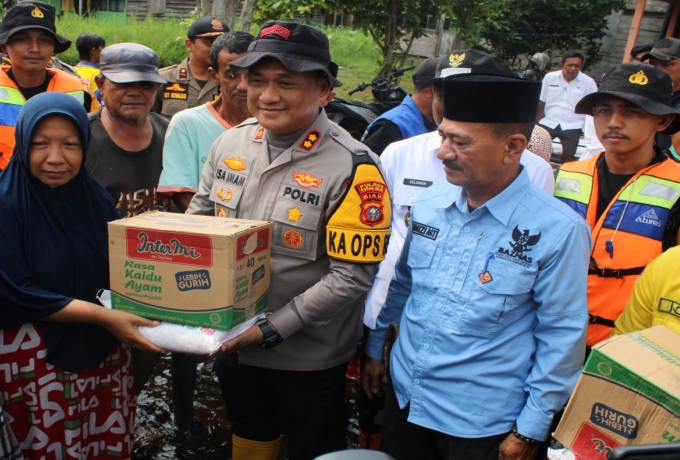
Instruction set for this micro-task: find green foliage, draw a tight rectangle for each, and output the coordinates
[451,0,627,69]
[342,0,452,75]
[55,14,189,67]
[53,17,403,101]
[252,0,341,22]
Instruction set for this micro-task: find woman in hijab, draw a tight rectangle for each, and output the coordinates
[0,92,163,459]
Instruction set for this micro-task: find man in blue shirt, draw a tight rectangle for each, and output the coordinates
[362,73,591,460]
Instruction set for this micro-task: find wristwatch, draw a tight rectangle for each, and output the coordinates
[257,317,283,349]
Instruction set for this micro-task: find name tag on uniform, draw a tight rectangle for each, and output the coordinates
[163,82,189,100]
[403,178,433,187]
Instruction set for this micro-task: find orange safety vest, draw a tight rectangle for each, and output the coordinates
[0,67,99,171]
[555,153,680,346]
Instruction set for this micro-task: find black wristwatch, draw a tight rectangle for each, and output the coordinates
[257,318,283,349]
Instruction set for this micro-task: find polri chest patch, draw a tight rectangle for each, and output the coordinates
[163,82,189,100]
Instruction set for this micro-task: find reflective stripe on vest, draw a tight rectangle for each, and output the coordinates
[555,169,593,219]
[0,85,25,127]
[603,176,680,241]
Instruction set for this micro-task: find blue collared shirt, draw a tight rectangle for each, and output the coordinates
[366,168,591,441]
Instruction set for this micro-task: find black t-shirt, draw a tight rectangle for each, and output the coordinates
[85,111,171,218]
[596,149,680,249]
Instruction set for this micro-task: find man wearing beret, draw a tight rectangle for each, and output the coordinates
[188,22,391,460]
[363,73,591,459]
[0,1,99,171]
[555,63,680,350]
[153,16,229,119]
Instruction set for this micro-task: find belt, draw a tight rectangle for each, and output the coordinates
[588,314,616,328]
[588,257,645,279]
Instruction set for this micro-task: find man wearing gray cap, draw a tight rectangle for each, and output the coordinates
[85,42,171,399]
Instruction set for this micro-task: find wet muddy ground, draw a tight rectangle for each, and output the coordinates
[133,355,360,459]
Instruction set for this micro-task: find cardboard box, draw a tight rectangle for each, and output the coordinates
[108,212,271,330]
[554,326,680,460]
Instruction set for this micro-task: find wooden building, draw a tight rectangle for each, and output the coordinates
[40,0,199,20]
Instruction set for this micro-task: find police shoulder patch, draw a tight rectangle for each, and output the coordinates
[326,159,392,263]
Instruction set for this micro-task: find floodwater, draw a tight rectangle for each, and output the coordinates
[133,355,361,459]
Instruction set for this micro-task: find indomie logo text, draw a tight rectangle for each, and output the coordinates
[126,228,213,267]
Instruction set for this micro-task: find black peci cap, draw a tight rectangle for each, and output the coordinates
[0,2,70,54]
[442,74,541,123]
[575,62,680,135]
[420,50,514,88]
[230,21,342,88]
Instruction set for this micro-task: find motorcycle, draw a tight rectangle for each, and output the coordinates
[326,66,415,140]
[513,52,552,81]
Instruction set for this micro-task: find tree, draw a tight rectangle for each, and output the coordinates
[239,0,257,32]
[342,0,453,75]
[451,0,627,69]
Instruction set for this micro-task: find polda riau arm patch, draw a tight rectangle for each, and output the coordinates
[326,155,392,263]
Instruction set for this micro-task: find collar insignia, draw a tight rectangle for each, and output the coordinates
[292,171,323,188]
[224,156,247,171]
[629,70,648,85]
[299,130,321,151]
[287,207,303,222]
[254,125,264,140]
[179,68,188,79]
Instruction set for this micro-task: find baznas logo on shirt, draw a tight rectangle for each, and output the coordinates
[635,208,662,227]
[496,225,541,267]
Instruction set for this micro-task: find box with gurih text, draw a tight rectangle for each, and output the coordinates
[554,326,680,460]
[108,211,271,330]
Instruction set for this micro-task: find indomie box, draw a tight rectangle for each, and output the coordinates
[108,212,271,330]
[554,326,680,460]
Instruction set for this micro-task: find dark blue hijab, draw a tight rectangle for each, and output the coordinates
[0,92,119,372]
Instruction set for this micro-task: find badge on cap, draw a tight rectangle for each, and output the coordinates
[260,24,291,40]
[629,70,648,86]
[211,19,224,30]
[299,130,321,151]
[450,53,466,67]
[31,7,44,18]
[287,207,303,223]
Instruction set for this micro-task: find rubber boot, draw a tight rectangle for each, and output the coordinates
[170,352,198,436]
[232,434,281,460]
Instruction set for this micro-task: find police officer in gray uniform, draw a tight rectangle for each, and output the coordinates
[153,16,229,119]
[187,21,392,460]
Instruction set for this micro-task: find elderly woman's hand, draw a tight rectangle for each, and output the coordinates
[98,308,166,354]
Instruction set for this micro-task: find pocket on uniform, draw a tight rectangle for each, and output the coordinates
[455,263,534,337]
[271,199,323,260]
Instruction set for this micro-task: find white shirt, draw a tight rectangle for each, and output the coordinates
[364,131,556,328]
[579,115,604,161]
[539,70,598,130]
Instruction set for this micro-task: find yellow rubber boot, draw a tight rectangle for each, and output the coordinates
[231,434,281,460]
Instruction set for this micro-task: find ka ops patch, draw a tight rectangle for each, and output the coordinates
[326,155,392,263]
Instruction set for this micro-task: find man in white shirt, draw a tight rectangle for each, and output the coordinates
[359,50,556,448]
[537,51,598,164]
